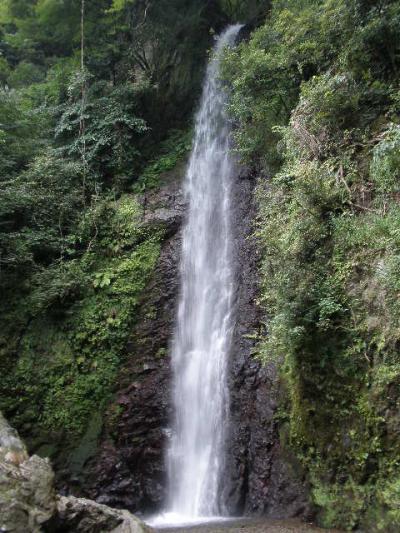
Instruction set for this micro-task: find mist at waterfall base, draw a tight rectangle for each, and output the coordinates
[147,24,242,528]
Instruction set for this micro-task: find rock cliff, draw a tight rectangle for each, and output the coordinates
[82,172,185,513]
[79,166,310,518]
[224,170,310,518]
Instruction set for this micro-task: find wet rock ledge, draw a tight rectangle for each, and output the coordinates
[82,168,185,513]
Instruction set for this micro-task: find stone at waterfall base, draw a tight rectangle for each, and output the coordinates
[52,495,153,532]
[0,410,151,533]
[0,454,56,532]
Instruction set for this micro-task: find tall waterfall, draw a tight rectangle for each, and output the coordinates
[165,24,242,522]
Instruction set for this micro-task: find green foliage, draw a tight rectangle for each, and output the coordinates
[122,0,218,125]
[225,0,400,529]
[133,129,192,191]
[7,61,45,88]
[223,0,400,169]
[0,194,161,436]
[374,477,400,531]
[40,238,160,432]
[0,0,213,459]
[0,153,83,282]
[370,124,400,202]
[0,88,50,175]
[55,75,148,183]
[0,0,215,317]
[312,481,368,530]
[218,0,270,21]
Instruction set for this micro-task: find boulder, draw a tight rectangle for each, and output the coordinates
[53,495,152,533]
[0,411,152,533]
[0,411,55,532]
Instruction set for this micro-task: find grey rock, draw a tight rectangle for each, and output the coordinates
[0,411,56,533]
[0,412,153,533]
[223,167,311,518]
[141,172,186,237]
[54,495,152,533]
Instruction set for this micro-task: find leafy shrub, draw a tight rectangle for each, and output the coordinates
[0,192,161,437]
[370,124,400,203]
[56,75,148,185]
[133,129,192,192]
[225,0,400,528]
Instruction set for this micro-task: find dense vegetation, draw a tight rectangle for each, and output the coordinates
[2,0,400,530]
[224,0,400,529]
[0,0,249,456]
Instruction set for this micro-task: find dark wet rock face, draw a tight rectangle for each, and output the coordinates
[83,177,184,513]
[223,170,311,519]
[81,168,310,519]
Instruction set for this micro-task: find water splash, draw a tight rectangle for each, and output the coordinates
[154,25,242,526]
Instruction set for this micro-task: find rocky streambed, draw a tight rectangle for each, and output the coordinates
[155,518,341,533]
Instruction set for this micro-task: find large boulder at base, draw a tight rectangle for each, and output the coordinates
[0,412,56,532]
[54,495,152,533]
[0,411,152,533]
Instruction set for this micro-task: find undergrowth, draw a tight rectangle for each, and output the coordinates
[0,194,162,439]
[225,0,400,529]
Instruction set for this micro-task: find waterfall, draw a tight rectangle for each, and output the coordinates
[161,24,242,524]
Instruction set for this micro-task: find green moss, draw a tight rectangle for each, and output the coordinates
[225,0,400,528]
[155,347,167,358]
[106,403,125,440]
[133,129,192,192]
[312,481,368,530]
[0,193,162,443]
[68,411,103,475]
[368,476,400,531]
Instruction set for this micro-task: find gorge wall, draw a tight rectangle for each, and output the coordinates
[70,163,310,519]
[225,168,310,518]
[81,170,185,512]
[1,2,400,531]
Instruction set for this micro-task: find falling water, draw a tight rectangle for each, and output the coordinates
[161,24,242,524]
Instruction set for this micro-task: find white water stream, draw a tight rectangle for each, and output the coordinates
[151,25,242,527]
